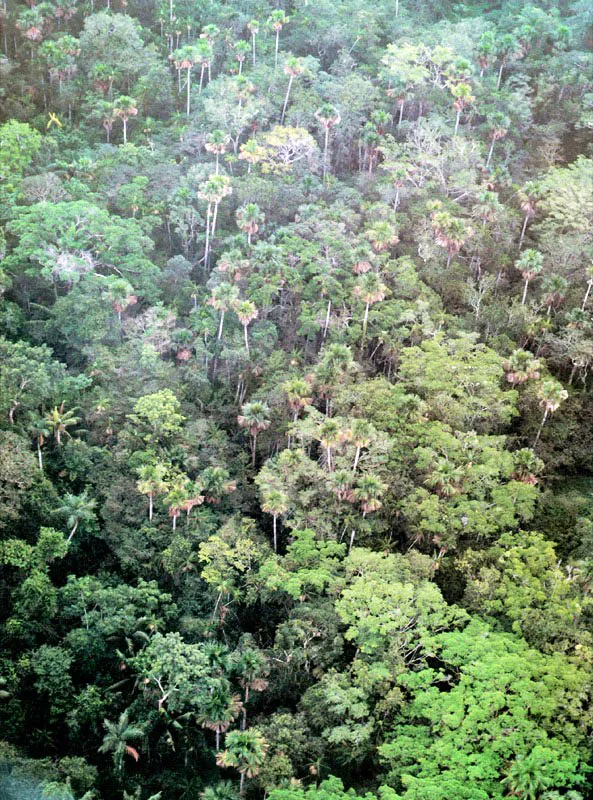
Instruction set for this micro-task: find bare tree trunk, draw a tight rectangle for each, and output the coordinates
[582,281,592,311]
[486,138,495,168]
[518,214,529,250]
[243,324,249,356]
[67,520,78,544]
[275,30,279,69]
[323,299,331,338]
[148,494,153,521]
[521,278,529,306]
[217,310,225,342]
[281,75,293,124]
[323,127,330,180]
[533,408,548,448]
[497,60,504,89]
[186,67,191,115]
[37,442,43,471]
[273,514,277,552]
[204,203,211,267]
[252,33,256,66]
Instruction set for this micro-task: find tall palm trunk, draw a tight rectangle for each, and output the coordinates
[323,299,331,338]
[582,282,592,311]
[199,64,205,93]
[398,100,404,125]
[148,494,153,521]
[272,514,277,552]
[252,33,256,66]
[533,408,549,448]
[186,67,191,115]
[243,323,250,355]
[217,310,225,342]
[497,61,504,89]
[204,203,211,267]
[521,277,530,305]
[37,441,43,471]
[122,117,127,145]
[323,126,330,180]
[518,214,530,250]
[67,520,78,544]
[274,30,280,69]
[486,138,495,168]
[454,108,461,136]
[280,74,293,124]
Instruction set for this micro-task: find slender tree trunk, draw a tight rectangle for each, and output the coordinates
[275,30,279,69]
[172,513,177,531]
[353,445,361,472]
[215,152,220,174]
[326,446,332,471]
[348,529,355,553]
[148,494,153,521]
[204,203,211,267]
[215,730,220,751]
[37,441,43,471]
[521,277,529,305]
[323,127,330,180]
[199,64,205,93]
[454,108,461,136]
[239,773,245,796]
[394,186,400,211]
[497,60,504,89]
[67,520,78,544]
[252,33,256,65]
[323,299,331,338]
[208,62,211,83]
[362,301,370,342]
[251,434,257,467]
[238,59,243,76]
[398,100,404,125]
[243,324,250,356]
[486,138,495,168]
[533,408,549,448]
[273,514,277,552]
[582,281,592,310]
[211,201,219,244]
[186,67,191,116]
[122,118,127,145]
[217,310,225,342]
[518,214,529,250]
[281,75,293,124]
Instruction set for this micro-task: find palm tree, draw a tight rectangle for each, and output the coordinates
[424,459,464,498]
[237,401,271,467]
[315,104,341,181]
[511,448,544,485]
[516,249,543,305]
[233,40,250,75]
[99,710,144,775]
[533,379,568,448]
[166,478,189,531]
[353,272,388,345]
[348,419,374,471]
[517,180,544,251]
[450,81,475,136]
[496,33,521,90]
[236,203,264,245]
[280,56,304,124]
[196,39,214,92]
[431,210,472,268]
[541,274,569,316]
[136,463,169,522]
[234,300,258,356]
[501,753,547,800]
[206,130,231,174]
[485,113,509,168]
[238,139,265,174]
[234,649,269,728]
[199,175,233,267]
[45,403,80,446]
[282,377,312,422]
[201,781,239,800]
[365,221,399,253]
[216,729,268,795]
[353,474,386,516]
[261,488,289,552]
[28,417,50,470]
[316,418,341,472]
[113,96,138,145]
[503,349,541,386]
[247,20,259,66]
[171,45,199,116]
[103,277,137,322]
[267,10,288,70]
[55,490,97,543]
[209,283,240,343]
[198,684,243,751]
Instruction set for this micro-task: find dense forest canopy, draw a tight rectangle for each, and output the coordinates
[0,0,592,798]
